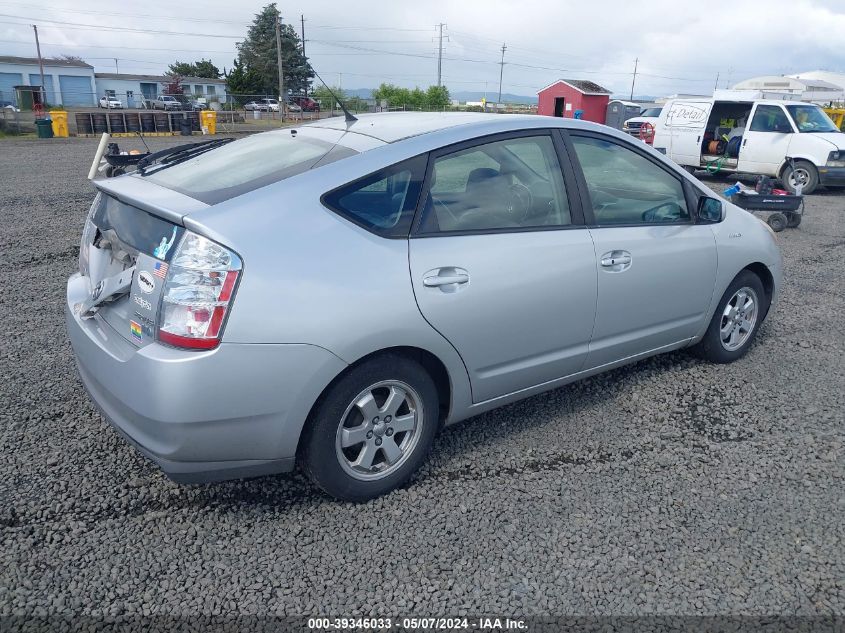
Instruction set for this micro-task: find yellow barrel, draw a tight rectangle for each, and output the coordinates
[50,110,69,137]
[200,110,217,135]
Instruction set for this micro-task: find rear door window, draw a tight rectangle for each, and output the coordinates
[417,134,572,233]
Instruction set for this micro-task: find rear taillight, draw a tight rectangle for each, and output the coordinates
[157,232,242,350]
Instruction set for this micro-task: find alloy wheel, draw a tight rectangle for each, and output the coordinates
[719,286,759,352]
[335,380,423,481]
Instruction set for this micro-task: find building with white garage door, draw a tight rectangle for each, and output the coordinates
[0,56,97,107]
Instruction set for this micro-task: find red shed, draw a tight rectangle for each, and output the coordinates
[537,79,612,123]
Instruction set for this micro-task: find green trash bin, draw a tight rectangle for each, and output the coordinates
[35,119,54,139]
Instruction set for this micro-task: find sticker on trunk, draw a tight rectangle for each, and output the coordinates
[137,271,155,294]
[130,320,143,341]
[153,226,178,260]
[153,261,169,279]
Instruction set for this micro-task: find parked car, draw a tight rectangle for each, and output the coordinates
[189,99,208,111]
[151,95,181,111]
[244,99,280,112]
[291,96,320,112]
[653,96,845,193]
[623,106,662,140]
[99,96,124,109]
[67,113,782,501]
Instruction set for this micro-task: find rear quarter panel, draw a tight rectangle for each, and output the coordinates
[183,142,478,421]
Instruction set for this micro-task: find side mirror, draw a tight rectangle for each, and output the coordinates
[698,197,724,223]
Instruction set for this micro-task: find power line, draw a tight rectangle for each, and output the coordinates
[0,13,243,37]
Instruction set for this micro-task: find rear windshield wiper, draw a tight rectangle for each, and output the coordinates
[137,137,234,175]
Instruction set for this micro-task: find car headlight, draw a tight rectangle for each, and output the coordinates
[827,151,845,167]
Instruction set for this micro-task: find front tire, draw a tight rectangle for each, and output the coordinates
[300,355,439,502]
[691,270,768,364]
[781,160,818,194]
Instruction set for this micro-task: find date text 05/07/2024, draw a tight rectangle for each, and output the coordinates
[307,617,528,630]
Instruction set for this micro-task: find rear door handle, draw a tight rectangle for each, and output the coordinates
[600,255,631,267]
[424,274,469,287]
[422,267,470,292]
[600,250,632,272]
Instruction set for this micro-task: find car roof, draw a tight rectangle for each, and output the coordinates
[305,111,540,143]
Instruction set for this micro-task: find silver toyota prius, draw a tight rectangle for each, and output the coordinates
[66,112,782,501]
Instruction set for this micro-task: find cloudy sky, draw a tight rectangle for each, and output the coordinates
[2,0,845,98]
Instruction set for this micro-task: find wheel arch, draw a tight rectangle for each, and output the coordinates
[296,345,454,458]
[778,155,820,179]
[742,262,775,318]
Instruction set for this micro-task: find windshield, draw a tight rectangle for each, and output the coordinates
[144,131,357,204]
[640,108,662,117]
[786,105,840,133]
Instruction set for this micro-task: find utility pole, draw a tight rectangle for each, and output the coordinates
[275,14,285,120]
[714,72,720,92]
[32,25,46,106]
[630,57,638,101]
[300,14,307,98]
[114,58,119,74]
[436,23,446,87]
[497,42,507,110]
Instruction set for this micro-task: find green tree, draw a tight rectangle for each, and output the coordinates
[372,83,451,110]
[168,59,222,79]
[426,85,451,109]
[311,84,345,110]
[234,3,313,97]
[224,58,264,103]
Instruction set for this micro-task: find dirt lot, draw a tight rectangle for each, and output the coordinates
[0,137,843,624]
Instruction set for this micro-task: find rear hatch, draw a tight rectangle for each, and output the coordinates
[80,186,198,347]
[78,126,371,347]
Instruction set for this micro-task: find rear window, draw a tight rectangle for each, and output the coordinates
[92,194,185,261]
[144,132,357,204]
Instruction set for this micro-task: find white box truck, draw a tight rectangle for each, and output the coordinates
[652,95,845,194]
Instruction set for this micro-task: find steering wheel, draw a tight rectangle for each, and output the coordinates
[505,183,532,220]
[642,202,682,223]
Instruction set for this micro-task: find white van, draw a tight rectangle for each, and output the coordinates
[652,97,845,193]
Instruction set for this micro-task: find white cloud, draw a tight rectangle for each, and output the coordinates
[1,0,843,98]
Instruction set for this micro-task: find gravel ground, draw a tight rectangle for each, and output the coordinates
[0,138,843,624]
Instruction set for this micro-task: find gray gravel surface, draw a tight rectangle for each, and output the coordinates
[0,138,843,621]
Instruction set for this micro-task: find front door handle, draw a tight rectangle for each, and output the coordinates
[422,267,470,293]
[600,250,632,272]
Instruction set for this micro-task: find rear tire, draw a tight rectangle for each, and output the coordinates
[300,354,439,502]
[690,270,768,364]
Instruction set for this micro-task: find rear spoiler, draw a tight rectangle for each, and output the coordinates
[93,176,209,225]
